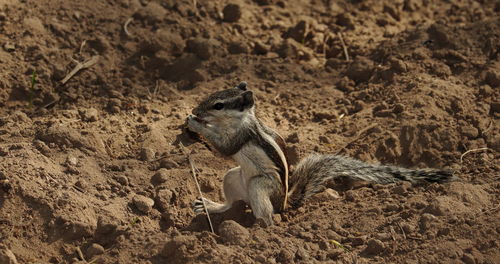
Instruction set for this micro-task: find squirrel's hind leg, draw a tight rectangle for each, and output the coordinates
[248,175,281,226]
[193,167,246,214]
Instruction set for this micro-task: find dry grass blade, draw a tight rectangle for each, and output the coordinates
[460,147,491,163]
[337,32,349,61]
[179,142,215,233]
[61,55,100,85]
[123,18,133,37]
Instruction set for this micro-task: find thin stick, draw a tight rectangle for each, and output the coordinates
[61,55,100,85]
[396,222,406,240]
[124,18,133,37]
[79,40,87,55]
[337,32,349,61]
[460,147,490,163]
[75,246,86,262]
[179,142,215,233]
[335,124,378,155]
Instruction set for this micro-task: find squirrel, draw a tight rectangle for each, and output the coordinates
[185,81,455,226]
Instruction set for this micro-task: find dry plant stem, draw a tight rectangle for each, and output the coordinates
[61,55,100,85]
[460,147,490,163]
[396,222,407,239]
[75,246,86,262]
[124,18,133,37]
[335,124,378,155]
[79,40,87,54]
[337,32,349,61]
[179,142,215,233]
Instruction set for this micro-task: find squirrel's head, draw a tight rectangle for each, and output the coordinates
[192,81,255,126]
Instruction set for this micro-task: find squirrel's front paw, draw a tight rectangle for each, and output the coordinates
[186,115,204,133]
[192,197,208,214]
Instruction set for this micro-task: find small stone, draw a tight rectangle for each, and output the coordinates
[23,17,46,34]
[491,101,500,113]
[461,253,475,264]
[363,238,385,255]
[86,243,105,259]
[75,180,88,190]
[336,13,355,30]
[277,249,294,263]
[156,189,174,212]
[346,56,374,83]
[79,108,99,122]
[0,244,18,264]
[389,58,407,73]
[134,2,167,23]
[392,182,411,195]
[344,190,357,202]
[384,203,400,212]
[227,41,249,54]
[160,159,179,169]
[3,43,15,52]
[152,168,169,185]
[254,41,269,55]
[393,103,405,114]
[461,126,479,139]
[400,223,415,234]
[313,188,341,202]
[139,147,155,161]
[350,236,367,246]
[133,195,154,213]
[161,235,199,259]
[484,69,499,87]
[222,4,242,22]
[479,85,493,96]
[116,175,129,186]
[419,213,438,232]
[218,220,250,246]
[186,38,218,60]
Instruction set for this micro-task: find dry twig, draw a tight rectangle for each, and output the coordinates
[335,124,378,155]
[61,55,99,85]
[123,18,133,37]
[337,32,349,61]
[179,142,215,233]
[460,147,490,163]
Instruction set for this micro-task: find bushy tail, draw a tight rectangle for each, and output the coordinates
[287,154,455,207]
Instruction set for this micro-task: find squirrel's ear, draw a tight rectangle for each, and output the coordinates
[236,81,248,91]
[241,90,254,109]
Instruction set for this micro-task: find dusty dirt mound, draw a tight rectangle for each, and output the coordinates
[0,0,498,263]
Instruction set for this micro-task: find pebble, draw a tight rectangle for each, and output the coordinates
[160,159,179,169]
[86,243,105,259]
[139,147,155,161]
[461,126,479,139]
[152,168,169,185]
[155,189,174,212]
[218,220,250,246]
[461,253,475,264]
[222,4,242,22]
[3,43,15,52]
[312,188,341,202]
[346,56,375,83]
[79,108,99,122]
[133,195,155,213]
[227,41,249,54]
[134,2,167,23]
[115,175,129,186]
[0,244,18,264]
[363,238,385,255]
[253,41,269,55]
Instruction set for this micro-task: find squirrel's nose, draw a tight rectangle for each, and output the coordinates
[192,107,200,116]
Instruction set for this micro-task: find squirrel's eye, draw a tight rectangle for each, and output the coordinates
[213,103,224,110]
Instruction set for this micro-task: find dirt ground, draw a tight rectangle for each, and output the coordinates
[0,0,498,263]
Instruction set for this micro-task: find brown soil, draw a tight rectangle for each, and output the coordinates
[0,0,499,263]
